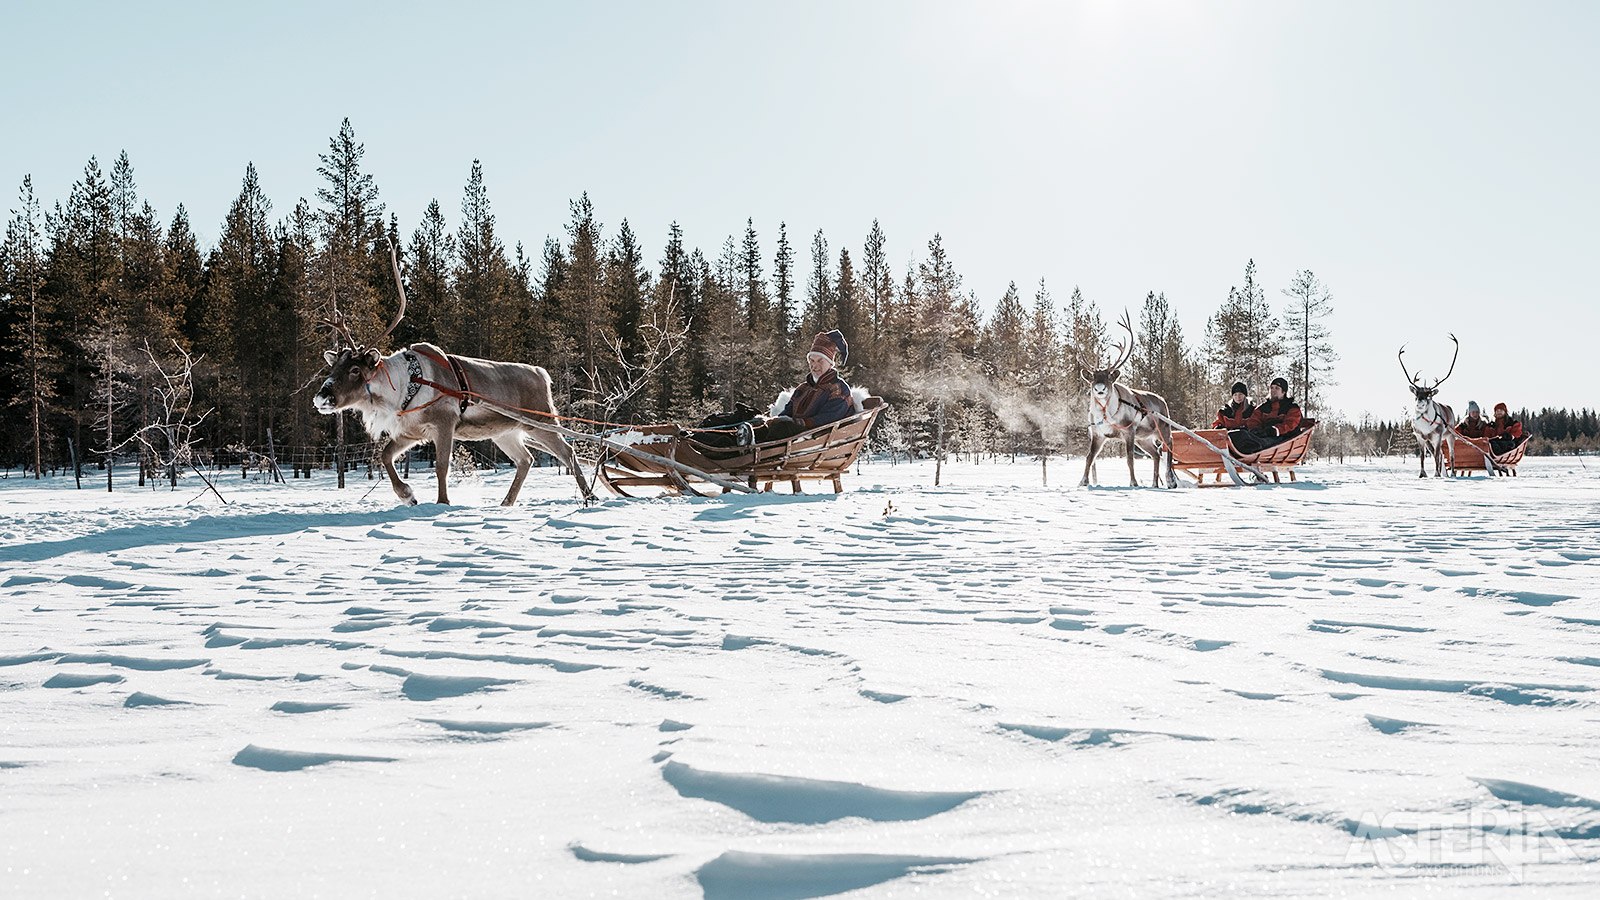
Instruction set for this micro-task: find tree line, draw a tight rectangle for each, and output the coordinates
[3,118,1588,483]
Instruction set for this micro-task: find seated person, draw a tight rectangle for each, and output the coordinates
[693,330,854,448]
[1232,377,1302,452]
[1456,401,1487,438]
[1212,381,1256,430]
[1486,402,1524,455]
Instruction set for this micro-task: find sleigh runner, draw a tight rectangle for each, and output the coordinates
[1169,421,1318,486]
[591,398,887,497]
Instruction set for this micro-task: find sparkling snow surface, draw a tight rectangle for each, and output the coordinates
[2,458,1599,898]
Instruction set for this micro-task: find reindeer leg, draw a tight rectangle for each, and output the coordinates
[491,431,534,507]
[1125,433,1139,487]
[1161,425,1177,488]
[433,422,456,504]
[1080,432,1104,487]
[1416,434,1429,477]
[529,427,594,501]
[380,437,420,506]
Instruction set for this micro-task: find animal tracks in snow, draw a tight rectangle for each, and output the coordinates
[3,459,1599,896]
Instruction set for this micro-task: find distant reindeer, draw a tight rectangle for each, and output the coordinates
[1398,335,1460,478]
[1079,311,1177,488]
[313,238,592,505]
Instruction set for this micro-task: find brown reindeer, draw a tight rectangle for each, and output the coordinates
[1398,335,1461,478]
[1079,311,1177,488]
[313,238,592,506]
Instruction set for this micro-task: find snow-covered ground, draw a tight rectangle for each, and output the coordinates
[3,456,1598,898]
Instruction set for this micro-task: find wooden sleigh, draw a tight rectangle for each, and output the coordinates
[1445,432,1528,476]
[1169,420,1318,486]
[591,398,888,497]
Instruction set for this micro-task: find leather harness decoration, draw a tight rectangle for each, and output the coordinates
[398,348,474,417]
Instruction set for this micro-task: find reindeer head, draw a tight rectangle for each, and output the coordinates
[313,340,387,414]
[1398,334,1459,414]
[313,236,408,416]
[1080,310,1135,402]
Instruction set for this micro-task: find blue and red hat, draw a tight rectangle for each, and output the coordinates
[809,330,848,365]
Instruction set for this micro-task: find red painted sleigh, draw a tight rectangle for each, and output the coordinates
[1169,420,1318,486]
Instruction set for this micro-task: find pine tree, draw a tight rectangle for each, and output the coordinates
[1202,258,1280,396]
[455,160,512,359]
[915,234,975,485]
[315,118,384,340]
[835,247,859,357]
[861,219,894,372]
[984,281,1027,378]
[1023,278,1066,462]
[609,218,648,365]
[282,198,321,471]
[407,198,456,347]
[202,163,277,449]
[803,229,832,338]
[166,205,205,343]
[1280,269,1336,413]
[772,222,794,357]
[739,219,767,334]
[2,176,59,477]
[1065,286,1106,370]
[556,192,610,406]
[650,223,696,415]
[981,280,1029,458]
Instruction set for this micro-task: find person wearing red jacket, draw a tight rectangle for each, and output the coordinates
[1212,381,1256,429]
[1486,402,1524,454]
[1247,378,1303,446]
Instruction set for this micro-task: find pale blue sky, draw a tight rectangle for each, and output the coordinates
[4,0,1596,418]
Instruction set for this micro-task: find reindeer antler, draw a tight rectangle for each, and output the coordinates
[376,233,408,346]
[1397,344,1421,386]
[319,309,357,351]
[1110,309,1135,371]
[1432,334,1460,388]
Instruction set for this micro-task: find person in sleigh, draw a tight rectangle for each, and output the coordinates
[691,330,855,448]
[1227,377,1303,454]
[1485,402,1525,455]
[1457,401,1488,438]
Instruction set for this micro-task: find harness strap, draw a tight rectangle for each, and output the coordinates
[401,347,474,416]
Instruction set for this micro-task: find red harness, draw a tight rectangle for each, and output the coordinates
[399,348,474,416]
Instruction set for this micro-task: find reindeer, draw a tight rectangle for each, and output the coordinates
[313,238,593,506]
[1398,335,1462,478]
[1079,311,1177,489]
